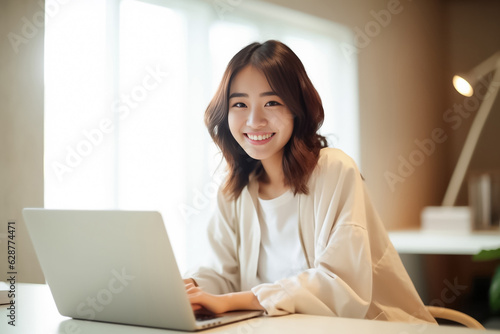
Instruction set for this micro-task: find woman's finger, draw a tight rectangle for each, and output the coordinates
[191,303,202,311]
[186,286,202,295]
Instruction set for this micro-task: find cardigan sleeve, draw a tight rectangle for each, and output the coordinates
[251,150,374,317]
[252,225,372,317]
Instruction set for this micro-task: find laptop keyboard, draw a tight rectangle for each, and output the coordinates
[194,307,218,321]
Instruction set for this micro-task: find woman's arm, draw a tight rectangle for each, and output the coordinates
[185,282,264,314]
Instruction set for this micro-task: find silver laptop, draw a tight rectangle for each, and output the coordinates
[22,209,262,331]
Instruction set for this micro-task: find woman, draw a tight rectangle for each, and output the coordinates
[184,40,435,324]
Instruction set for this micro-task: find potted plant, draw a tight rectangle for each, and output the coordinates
[474,248,500,313]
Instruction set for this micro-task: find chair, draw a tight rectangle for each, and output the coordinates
[426,306,485,329]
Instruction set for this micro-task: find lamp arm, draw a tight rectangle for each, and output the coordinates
[468,51,500,84]
[442,67,500,206]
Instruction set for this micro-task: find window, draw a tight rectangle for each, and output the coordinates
[44,0,358,272]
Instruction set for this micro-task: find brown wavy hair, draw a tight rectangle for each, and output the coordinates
[205,40,328,200]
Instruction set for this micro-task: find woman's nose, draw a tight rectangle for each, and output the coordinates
[246,106,267,128]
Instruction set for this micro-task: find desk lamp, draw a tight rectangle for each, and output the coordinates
[442,51,500,206]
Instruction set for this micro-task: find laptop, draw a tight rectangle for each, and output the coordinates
[22,209,263,331]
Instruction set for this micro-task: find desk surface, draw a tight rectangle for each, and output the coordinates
[388,229,500,255]
[1,284,498,334]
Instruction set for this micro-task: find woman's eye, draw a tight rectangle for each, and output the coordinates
[265,101,282,107]
[232,102,247,108]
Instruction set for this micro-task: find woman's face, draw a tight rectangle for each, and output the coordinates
[227,66,294,164]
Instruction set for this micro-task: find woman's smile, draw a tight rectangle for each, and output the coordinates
[244,132,276,145]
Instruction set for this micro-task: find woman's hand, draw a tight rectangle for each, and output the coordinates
[183,280,265,314]
[185,283,230,314]
[183,278,196,286]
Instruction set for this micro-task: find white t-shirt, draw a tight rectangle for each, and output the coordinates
[256,190,308,284]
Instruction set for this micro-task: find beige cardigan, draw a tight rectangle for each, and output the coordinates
[190,148,436,324]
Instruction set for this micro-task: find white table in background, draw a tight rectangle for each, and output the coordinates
[389,229,500,255]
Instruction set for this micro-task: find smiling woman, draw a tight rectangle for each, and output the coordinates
[184,40,436,323]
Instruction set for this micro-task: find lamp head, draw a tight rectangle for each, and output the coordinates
[453,75,474,97]
[453,51,500,97]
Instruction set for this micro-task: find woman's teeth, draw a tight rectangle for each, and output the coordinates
[247,133,273,141]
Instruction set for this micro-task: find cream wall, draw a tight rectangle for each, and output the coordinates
[0,0,45,283]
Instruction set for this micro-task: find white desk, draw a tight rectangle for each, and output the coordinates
[387,229,500,309]
[389,229,500,255]
[1,284,498,334]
